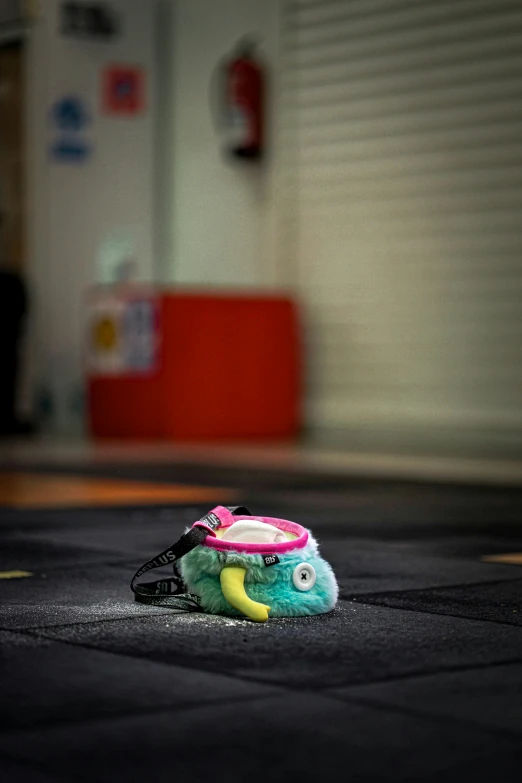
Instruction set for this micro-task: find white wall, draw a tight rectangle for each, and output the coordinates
[25,0,157,434]
[24,0,281,435]
[162,0,280,288]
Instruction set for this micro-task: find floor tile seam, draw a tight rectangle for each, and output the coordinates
[11,627,300,693]
[0,604,182,633]
[341,575,522,601]
[2,676,522,747]
[0,693,279,738]
[4,597,521,636]
[11,627,357,698]
[342,598,522,629]
[324,691,522,742]
[14,627,522,699]
[317,655,522,690]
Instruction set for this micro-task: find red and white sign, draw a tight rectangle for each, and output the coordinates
[86,290,160,375]
[102,65,145,115]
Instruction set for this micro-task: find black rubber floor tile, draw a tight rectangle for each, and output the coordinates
[0,506,207,558]
[0,537,113,572]
[39,602,522,688]
[319,539,522,596]
[330,661,522,735]
[351,578,522,626]
[0,563,168,630]
[0,630,278,733]
[0,692,521,783]
[0,757,66,782]
[390,534,522,560]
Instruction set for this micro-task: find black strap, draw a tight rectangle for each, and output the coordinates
[130,506,251,611]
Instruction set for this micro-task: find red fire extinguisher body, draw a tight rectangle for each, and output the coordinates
[226,54,264,159]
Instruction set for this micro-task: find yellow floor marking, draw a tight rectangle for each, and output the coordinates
[0,570,33,579]
[482,553,522,566]
[0,473,236,509]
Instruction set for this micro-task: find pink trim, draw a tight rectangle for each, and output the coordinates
[192,506,236,537]
[196,515,309,554]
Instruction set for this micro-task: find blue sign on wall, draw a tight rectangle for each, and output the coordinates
[50,95,92,163]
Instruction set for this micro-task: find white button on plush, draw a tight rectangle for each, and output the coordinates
[222,520,287,544]
[292,563,316,591]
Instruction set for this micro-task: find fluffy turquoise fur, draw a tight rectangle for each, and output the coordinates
[179,531,338,618]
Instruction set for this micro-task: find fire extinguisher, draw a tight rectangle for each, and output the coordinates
[215,37,265,160]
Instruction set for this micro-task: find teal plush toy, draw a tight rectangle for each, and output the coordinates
[131,506,338,622]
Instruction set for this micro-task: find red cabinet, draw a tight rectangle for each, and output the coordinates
[87,288,301,440]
